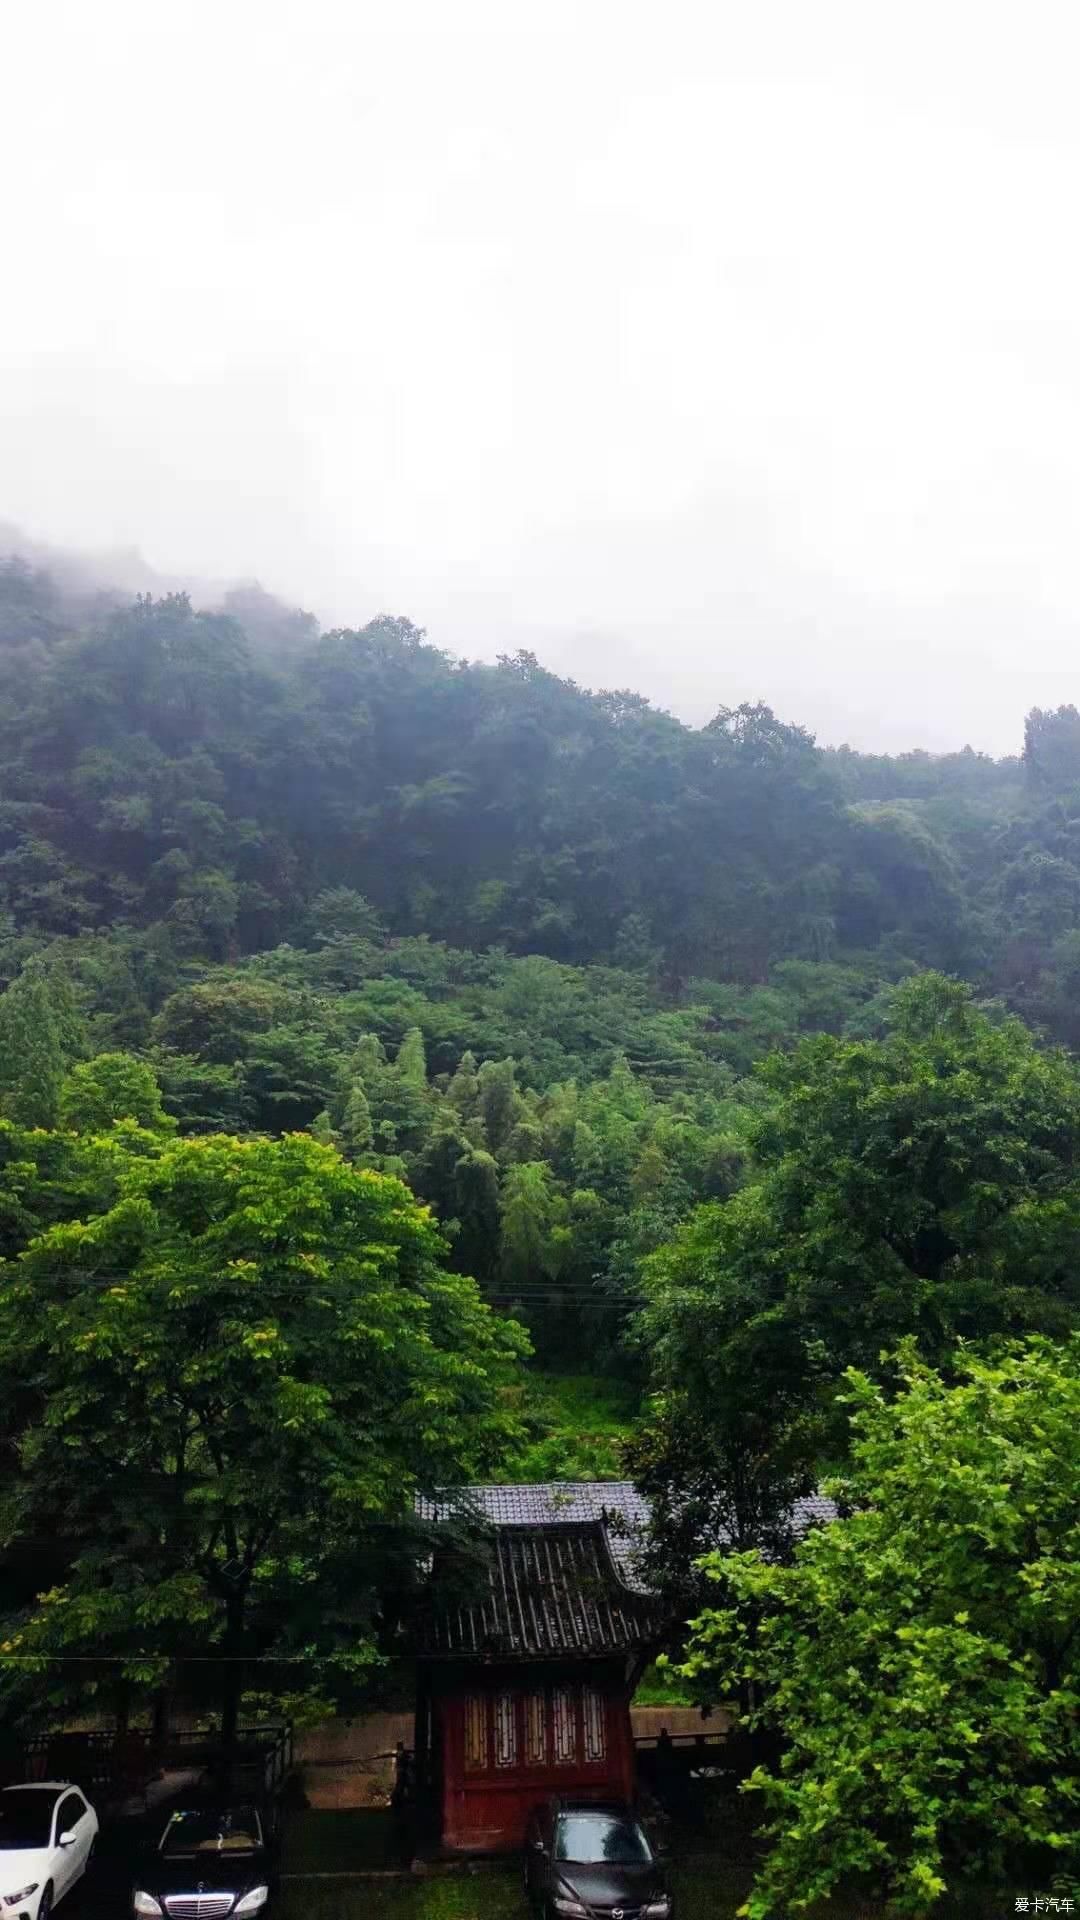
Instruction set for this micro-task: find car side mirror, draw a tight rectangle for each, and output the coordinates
[58,1830,77,1847]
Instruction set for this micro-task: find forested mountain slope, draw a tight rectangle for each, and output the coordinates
[3,554,1080,1377]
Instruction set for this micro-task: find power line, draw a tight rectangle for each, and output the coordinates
[0,1286,649,1305]
[0,1271,650,1296]
[0,1655,347,1664]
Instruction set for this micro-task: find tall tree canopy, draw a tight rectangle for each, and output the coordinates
[677,1339,1080,1916]
[630,974,1080,1583]
[0,1131,526,1737]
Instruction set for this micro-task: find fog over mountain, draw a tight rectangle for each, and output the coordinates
[6,1,1080,754]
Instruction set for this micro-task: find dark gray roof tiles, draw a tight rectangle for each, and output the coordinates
[416,1480,652,1529]
[416,1481,652,1588]
[419,1519,663,1659]
[411,1482,645,1589]
[415,1481,839,1612]
[789,1493,840,1530]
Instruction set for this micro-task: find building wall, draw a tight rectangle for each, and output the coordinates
[293,1702,732,1812]
[295,1711,414,1810]
[434,1662,636,1854]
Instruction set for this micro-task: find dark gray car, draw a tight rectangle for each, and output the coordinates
[524,1798,672,1920]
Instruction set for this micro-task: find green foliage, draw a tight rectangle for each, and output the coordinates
[631,975,1080,1604]
[498,1373,636,1482]
[58,1050,174,1132]
[152,976,294,1063]
[0,963,86,1128]
[0,1118,145,1260]
[340,1081,374,1156]
[677,1340,1080,1915]
[3,564,1079,1917]
[0,1131,528,1731]
[0,580,1030,1005]
[1023,704,1080,789]
[153,1051,251,1133]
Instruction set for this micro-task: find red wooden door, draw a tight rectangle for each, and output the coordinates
[442,1676,635,1852]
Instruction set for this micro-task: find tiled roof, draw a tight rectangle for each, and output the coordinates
[418,1519,662,1660]
[416,1482,652,1590]
[788,1493,840,1531]
[415,1482,840,1634]
[416,1482,651,1529]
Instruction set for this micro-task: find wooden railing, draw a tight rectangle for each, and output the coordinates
[634,1731,729,1750]
[16,1722,294,1804]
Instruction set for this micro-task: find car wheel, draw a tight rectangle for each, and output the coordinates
[37,1886,53,1920]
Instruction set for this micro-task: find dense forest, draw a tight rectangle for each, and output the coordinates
[3,554,1080,1376]
[0,554,1077,1907]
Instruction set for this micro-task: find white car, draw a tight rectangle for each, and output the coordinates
[0,1782,99,1920]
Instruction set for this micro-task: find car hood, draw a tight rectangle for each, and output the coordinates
[556,1860,666,1909]
[140,1850,271,1895]
[0,1847,53,1894]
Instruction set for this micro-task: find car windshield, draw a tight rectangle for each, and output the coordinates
[554,1812,652,1865]
[160,1809,262,1855]
[0,1792,56,1849]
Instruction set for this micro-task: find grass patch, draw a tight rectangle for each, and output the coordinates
[498,1372,639,1481]
[283,1806,402,1873]
[277,1863,1014,1920]
[276,1864,754,1920]
[533,1373,639,1437]
[633,1658,694,1708]
[275,1815,1014,1920]
[278,1872,523,1920]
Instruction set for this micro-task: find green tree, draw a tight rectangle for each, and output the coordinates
[1023,703,1080,788]
[152,977,292,1064]
[58,1052,174,1133]
[498,1161,561,1292]
[451,1143,502,1284]
[445,1050,480,1120]
[340,1081,374,1157]
[677,1339,1080,1915]
[0,1132,528,1746]
[393,1026,427,1087]
[305,887,386,947]
[0,965,85,1128]
[0,1119,149,1261]
[632,972,1080,1573]
[478,1057,521,1157]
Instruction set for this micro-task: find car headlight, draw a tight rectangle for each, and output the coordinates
[645,1901,673,1918]
[552,1898,588,1918]
[132,1895,164,1917]
[3,1887,39,1909]
[235,1890,270,1915]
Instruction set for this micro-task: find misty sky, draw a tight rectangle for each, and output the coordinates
[4,1,1080,755]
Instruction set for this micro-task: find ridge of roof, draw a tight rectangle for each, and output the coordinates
[415,1480,648,1521]
[415,1480,840,1599]
[416,1483,651,1588]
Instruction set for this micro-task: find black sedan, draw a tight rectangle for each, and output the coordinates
[131,1803,278,1918]
[524,1798,672,1920]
